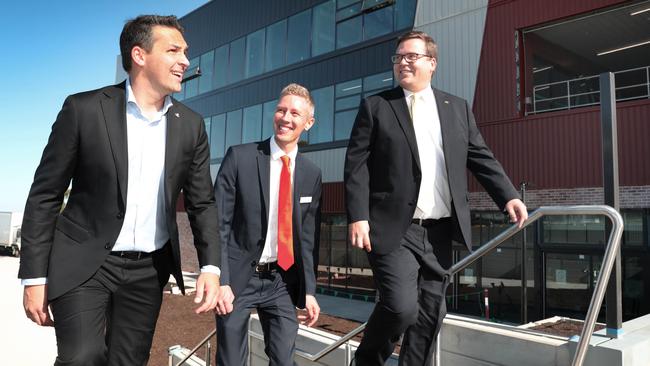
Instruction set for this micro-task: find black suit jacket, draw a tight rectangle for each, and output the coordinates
[215,139,321,309]
[18,82,220,300]
[345,87,519,255]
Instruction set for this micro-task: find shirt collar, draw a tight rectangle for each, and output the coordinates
[270,136,298,162]
[125,78,174,118]
[403,85,435,104]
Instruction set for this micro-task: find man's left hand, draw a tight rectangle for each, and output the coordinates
[194,272,220,314]
[505,198,528,228]
[298,295,320,327]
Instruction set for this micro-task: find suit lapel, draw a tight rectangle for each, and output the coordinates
[101,83,128,208]
[292,154,306,236]
[257,140,271,224]
[387,87,421,171]
[434,89,455,163]
[164,104,182,213]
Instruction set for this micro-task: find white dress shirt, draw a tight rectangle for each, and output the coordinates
[259,137,297,264]
[404,86,452,220]
[113,79,171,252]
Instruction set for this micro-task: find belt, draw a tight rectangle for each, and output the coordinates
[411,217,450,227]
[255,262,279,273]
[110,251,152,260]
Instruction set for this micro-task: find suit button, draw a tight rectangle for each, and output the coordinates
[116,212,124,219]
[251,261,257,267]
[104,243,111,249]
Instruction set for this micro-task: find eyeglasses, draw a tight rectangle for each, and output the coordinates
[390,53,432,64]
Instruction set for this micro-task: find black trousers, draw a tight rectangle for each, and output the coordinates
[216,269,298,366]
[49,248,171,366]
[355,219,452,366]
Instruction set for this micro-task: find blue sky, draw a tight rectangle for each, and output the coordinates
[0,0,208,212]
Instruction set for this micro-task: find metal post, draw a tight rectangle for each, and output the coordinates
[600,72,623,337]
[484,288,490,320]
[520,181,528,324]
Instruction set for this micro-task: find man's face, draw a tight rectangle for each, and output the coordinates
[273,95,315,150]
[140,25,189,95]
[393,38,436,92]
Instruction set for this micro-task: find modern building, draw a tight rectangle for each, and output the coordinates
[162,0,650,325]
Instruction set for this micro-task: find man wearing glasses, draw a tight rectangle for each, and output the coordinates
[344,31,528,365]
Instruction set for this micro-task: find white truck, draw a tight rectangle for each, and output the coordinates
[0,212,21,257]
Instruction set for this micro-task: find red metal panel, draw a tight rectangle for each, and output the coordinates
[322,182,346,214]
[474,0,629,123]
[470,100,650,191]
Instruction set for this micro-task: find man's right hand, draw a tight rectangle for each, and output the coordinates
[23,284,54,327]
[349,220,372,252]
[215,285,235,316]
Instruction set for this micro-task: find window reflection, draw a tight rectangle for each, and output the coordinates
[246,29,265,78]
[287,9,312,65]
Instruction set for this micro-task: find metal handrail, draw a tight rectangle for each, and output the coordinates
[173,205,623,366]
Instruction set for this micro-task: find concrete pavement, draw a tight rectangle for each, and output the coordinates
[0,255,57,365]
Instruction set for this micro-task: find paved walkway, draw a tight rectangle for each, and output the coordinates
[0,255,57,365]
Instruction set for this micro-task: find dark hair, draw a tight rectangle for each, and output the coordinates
[120,15,184,72]
[396,31,438,59]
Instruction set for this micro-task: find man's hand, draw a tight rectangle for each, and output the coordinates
[298,295,320,327]
[194,272,220,314]
[214,285,235,316]
[23,284,54,327]
[349,220,371,252]
[505,198,528,228]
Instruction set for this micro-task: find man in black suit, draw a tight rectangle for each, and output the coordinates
[345,31,528,365]
[19,15,221,366]
[214,83,322,366]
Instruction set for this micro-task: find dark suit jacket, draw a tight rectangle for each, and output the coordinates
[215,139,321,309]
[345,87,519,255]
[18,82,220,300]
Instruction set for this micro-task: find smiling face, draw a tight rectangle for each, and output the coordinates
[273,94,315,153]
[393,38,437,93]
[136,25,189,96]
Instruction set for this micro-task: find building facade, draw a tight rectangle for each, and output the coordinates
[169,0,650,324]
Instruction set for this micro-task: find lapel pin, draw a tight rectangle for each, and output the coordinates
[174,112,180,118]
[444,100,450,104]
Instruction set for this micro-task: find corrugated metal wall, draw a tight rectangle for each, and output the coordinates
[469,0,649,192]
[304,148,347,183]
[414,0,489,105]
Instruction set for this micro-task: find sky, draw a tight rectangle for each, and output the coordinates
[0,0,209,212]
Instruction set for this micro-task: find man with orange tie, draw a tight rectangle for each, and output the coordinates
[214,83,322,365]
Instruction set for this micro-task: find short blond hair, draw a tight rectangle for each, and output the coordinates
[280,83,314,116]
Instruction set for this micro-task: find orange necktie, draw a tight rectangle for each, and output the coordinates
[277,155,294,270]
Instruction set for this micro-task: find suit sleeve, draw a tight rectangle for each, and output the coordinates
[464,100,519,210]
[214,146,238,286]
[344,98,374,223]
[19,96,79,279]
[300,171,322,296]
[183,118,220,269]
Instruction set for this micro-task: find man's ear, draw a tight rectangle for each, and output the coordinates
[131,46,147,68]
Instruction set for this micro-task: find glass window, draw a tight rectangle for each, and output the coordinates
[210,114,226,159]
[287,9,312,64]
[246,29,265,78]
[262,99,278,140]
[265,19,287,71]
[337,16,362,49]
[214,45,229,89]
[310,86,334,143]
[623,211,644,247]
[184,57,200,99]
[337,3,362,21]
[336,78,362,98]
[173,88,185,101]
[364,71,393,92]
[242,104,263,143]
[312,0,336,57]
[334,109,356,140]
[336,94,361,111]
[203,117,211,144]
[229,37,246,84]
[338,0,360,9]
[394,0,416,30]
[225,109,243,150]
[198,50,214,94]
[364,5,393,40]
